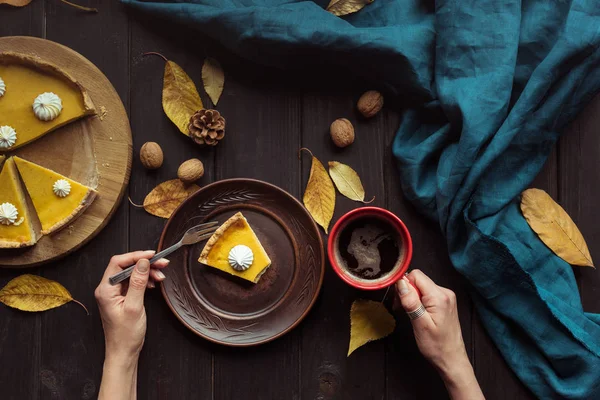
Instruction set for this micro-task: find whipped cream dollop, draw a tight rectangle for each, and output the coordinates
[228,245,254,271]
[0,203,18,225]
[0,77,5,97]
[33,92,63,121]
[0,126,17,149]
[53,179,71,198]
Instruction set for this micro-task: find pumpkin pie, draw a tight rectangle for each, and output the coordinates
[0,52,95,151]
[0,158,38,248]
[199,212,272,283]
[13,156,97,235]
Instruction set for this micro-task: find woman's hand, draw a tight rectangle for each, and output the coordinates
[95,251,168,400]
[395,270,484,400]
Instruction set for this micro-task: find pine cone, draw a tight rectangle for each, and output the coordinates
[188,109,226,146]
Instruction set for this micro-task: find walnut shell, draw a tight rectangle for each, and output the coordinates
[330,118,355,148]
[140,142,163,170]
[357,90,384,118]
[177,158,205,184]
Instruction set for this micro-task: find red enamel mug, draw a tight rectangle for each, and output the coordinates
[327,207,413,291]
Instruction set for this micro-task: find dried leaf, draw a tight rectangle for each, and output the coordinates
[144,52,204,136]
[521,188,594,267]
[0,275,88,314]
[143,179,200,219]
[300,148,336,233]
[328,161,374,203]
[0,0,32,6]
[348,299,395,356]
[327,0,373,17]
[202,57,225,106]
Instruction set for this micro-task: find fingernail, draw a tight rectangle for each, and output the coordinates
[137,258,150,273]
[159,258,170,265]
[146,250,156,255]
[148,281,155,289]
[156,271,166,280]
[398,279,410,296]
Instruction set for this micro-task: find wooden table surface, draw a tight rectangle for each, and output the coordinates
[1,3,599,399]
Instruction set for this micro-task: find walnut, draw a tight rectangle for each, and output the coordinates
[140,142,163,170]
[177,159,205,184]
[357,90,384,118]
[330,118,355,148]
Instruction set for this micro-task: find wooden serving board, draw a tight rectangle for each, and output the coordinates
[0,36,132,267]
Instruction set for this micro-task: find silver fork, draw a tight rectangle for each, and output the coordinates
[108,221,219,286]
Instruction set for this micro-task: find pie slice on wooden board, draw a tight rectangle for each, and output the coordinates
[198,212,272,283]
[0,52,95,151]
[0,158,39,248]
[13,156,97,235]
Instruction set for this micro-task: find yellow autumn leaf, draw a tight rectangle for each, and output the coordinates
[348,299,395,356]
[202,57,225,106]
[521,188,594,267]
[0,275,88,314]
[0,0,32,6]
[300,148,336,233]
[142,179,200,219]
[328,161,374,203]
[145,52,204,136]
[327,0,373,17]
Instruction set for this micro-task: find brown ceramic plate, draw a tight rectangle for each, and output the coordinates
[159,179,324,346]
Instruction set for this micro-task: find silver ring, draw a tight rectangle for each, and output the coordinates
[407,304,426,320]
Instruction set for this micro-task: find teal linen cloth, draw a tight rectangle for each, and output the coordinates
[123,0,600,398]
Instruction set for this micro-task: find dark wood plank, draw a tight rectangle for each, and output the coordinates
[0,267,43,400]
[383,107,459,399]
[129,17,214,400]
[211,60,302,400]
[0,2,44,37]
[300,83,387,400]
[33,2,131,399]
[470,148,558,400]
[559,94,600,314]
[0,4,44,400]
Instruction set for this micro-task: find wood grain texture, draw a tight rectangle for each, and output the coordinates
[129,16,215,400]
[0,36,132,267]
[300,82,388,400]
[211,55,303,400]
[0,4,596,400]
[559,95,600,313]
[0,9,44,400]
[38,4,132,399]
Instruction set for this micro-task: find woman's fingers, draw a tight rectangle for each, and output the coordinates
[396,276,434,329]
[124,259,150,310]
[101,250,156,281]
[406,269,443,297]
[151,258,170,269]
[150,268,166,283]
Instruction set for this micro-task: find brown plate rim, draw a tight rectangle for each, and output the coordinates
[158,178,325,347]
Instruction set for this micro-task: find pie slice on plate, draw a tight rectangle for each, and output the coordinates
[13,156,97,235]
[0,158,38,248]
[199,212,272,283]
[0,52,95,151]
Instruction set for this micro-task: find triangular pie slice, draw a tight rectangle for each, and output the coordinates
[199,212,272,283]
[13,156,97,235]
[0,52,95,151]
[0,158,38,248]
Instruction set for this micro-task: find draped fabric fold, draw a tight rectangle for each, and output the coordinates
[123,0,600,397]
